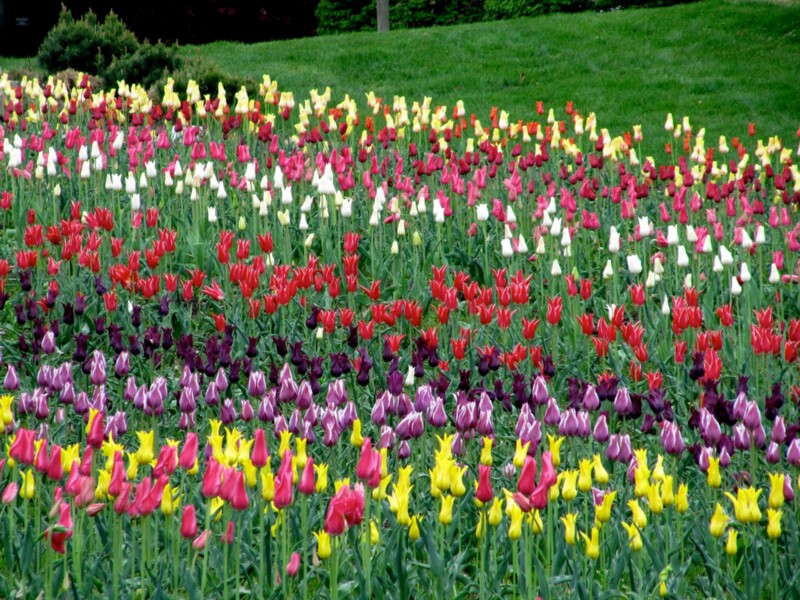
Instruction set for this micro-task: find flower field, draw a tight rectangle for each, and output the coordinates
[1,71,800,599]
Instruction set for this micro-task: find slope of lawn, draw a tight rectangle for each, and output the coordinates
[187,0,800,145]
[3,0,799,145]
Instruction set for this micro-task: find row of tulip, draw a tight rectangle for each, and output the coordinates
[1,71,799,598]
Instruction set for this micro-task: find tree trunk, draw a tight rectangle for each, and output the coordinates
[376,0,389,32]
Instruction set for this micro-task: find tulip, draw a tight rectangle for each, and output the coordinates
[577,459,593,493]
[769,473,786,509]
[767,509,782,539]
[286,552,301,576]
[579,527,600,560]
[314,530,331,560]
[621,521,643,551]
[436,494,456,526]
[710,503,729,538]
[628,499,647,530]
[561,513,578,545]
[476,464,493,504]
[181,505,198,538]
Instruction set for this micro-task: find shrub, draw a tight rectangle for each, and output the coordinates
[37,7,138,77]
[104,42,182,91]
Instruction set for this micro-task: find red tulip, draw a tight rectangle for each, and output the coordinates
[179,432,199,470]
[231,471,250,510]
[546,297,562,325]
[286,552,301,576]
[476,464,493,503]
[298,457,316,496]
[202,459,223,499]
[273,451,294,509]
[49,502,73,554]
[576,313,594,336]
[251,429,269,468]
[181,505,198,539]
[9,428,35,465]
[324,483,365,535]
[517,455,538,496]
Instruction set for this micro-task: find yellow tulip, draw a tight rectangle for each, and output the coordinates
[651,455,665,482]
[433,461,452,494]
[595,491,616,524]
[370,519,380,545]
[647,481,664,515]
[768,472,785,509]
[621,521,642,551]
[628,499,647,530]
[350,419,364,447]
[480,437,493,466]
[295,437,308,469]
[278,430,292,457]
[548,435,564,468]
[561,513,578,545]
[513,439,531,469]
[508,503,523,540]
[210,497,224,522]
[488,498,503,527]
[549,474,562,502]
[20,469,35,500]
[315,463,329,493]
[561,470,578,502]
[126,452,139,481]
[373,475,392,501]
[313,530,331,560]
[0,395,13,426]
[529,510,544,535]
[675,483,689,513]
[439,495,455,525]
[634,466,650,498]
[409,515,421,541]
[95,470,110,500]
[579,527,600,560]
[706,457,721,489]
[592,455,609,485]
[450,465,467,497]
[709,503,728,538]
[135,430,155,466]
[260,466,275,502]
[633,449,649,478]
[767,509,782,539]
[161,482,180,517]
[661,475,674,508]
[725,529,738,556]
[475,512,487,540]
[577,459,593,493]
[429,469,442,499]
[242,459,257,489]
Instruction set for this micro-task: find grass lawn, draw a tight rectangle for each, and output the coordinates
[2,0,799,145]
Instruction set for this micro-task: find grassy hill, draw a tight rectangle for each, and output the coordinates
[3,0,799,145]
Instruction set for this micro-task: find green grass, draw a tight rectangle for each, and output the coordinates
[3,0,799,144]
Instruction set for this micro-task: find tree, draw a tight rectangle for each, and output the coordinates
[376,0,389,31]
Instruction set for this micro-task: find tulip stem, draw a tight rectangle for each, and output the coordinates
[201,499,212,593]
[362,493,372,600]
[113,517,122,600]
[329,535,339,600]
[772,538,778,600]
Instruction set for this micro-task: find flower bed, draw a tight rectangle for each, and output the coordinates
[1,72,799,598]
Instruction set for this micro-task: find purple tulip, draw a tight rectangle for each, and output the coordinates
[295,381,313,410]
[786,438,800,467]
[240,400,254,422]
[752,423,767,448]
[733,423,751,450]
[732,391,748,420]
[593,414,609,444]
[613,387,632,415]
[215,368,229,393]
[451,433,465,457]
[784,475,795,503]
[123,376,137,401]
[205,382,220,406]
[414,385,434,412]
[326,379,347,408]
[476,410,494,436]
[766,442,781,464]
[41,331,56,354]
[134,385,148,410]
[90,350,107,386]
[340,401,357,428]
[248,371,267,398]
[288,409,302,434]
[179,388,196,413]
[531,375,548,405]
[698,447,712,472]
[617,435,632,463]
[60,382,75,405]
[279,378,298,404]
[397,440,411,460]
[544,398,561,426]
[74,391,90,415]
[380,425,396,449]
[583,384,600,411]
[259,392,277,422]
[426,397,447,428]
[772,417,787,444]
[743,401,762,430]
[576,411,591,438]
[719,446,732,468]
[4,365,19,391]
